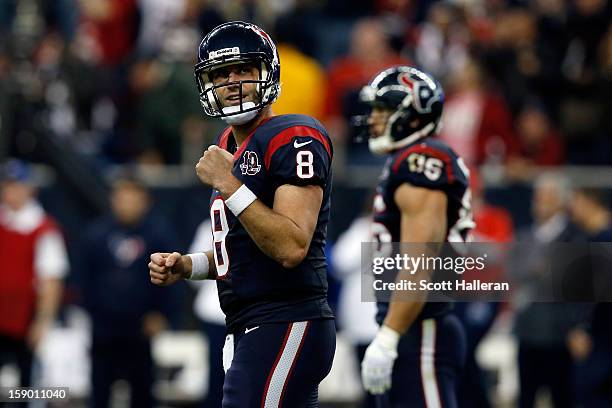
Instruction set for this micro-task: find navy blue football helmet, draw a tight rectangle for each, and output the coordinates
[359,66,444,154]
[194,21,281,123]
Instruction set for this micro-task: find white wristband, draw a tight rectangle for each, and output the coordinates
[225,184,257,217]
[186,253,209,280]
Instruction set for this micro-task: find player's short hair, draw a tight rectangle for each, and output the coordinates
[108,169,149,194]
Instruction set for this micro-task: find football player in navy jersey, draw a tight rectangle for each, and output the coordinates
[147,22,335,407]
[358,66,474,407]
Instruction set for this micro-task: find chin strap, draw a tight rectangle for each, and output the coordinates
[369,122,436,155]
[221,102,258,125]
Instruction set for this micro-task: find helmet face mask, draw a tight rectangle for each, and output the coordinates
[196,61,266,115]
[360,66,444,155]
[194,22,281,124]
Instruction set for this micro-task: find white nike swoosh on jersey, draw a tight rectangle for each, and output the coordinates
[294,140,313,148]
[245,326,260,334]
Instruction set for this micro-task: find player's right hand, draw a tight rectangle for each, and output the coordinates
[361,325,400,394]
[149,252,187,286]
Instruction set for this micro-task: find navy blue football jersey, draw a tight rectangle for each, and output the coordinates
[373,138,474,323]
[209,114,334,332]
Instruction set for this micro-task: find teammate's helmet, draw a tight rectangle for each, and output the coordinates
[194,21,281,124]
[360,66,444,154]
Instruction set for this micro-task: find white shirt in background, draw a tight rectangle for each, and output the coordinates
[189,220,225,325]
[332,216,378,345]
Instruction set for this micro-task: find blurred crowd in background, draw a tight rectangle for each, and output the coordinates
[2,0,612,407]
[1,0,611,171]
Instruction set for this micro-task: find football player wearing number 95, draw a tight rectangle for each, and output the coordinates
[359,66,475,407]
[147,22,335,408]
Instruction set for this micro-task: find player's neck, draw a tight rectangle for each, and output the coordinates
[231,107,274,147]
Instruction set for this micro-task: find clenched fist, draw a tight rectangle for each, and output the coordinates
[196,145,240,195]
[149,252,190,286]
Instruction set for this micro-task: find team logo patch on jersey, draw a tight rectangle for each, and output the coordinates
[109,235,145,268]
[240,151,261,175]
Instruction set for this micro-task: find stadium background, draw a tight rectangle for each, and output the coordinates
[1,0,611,406]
